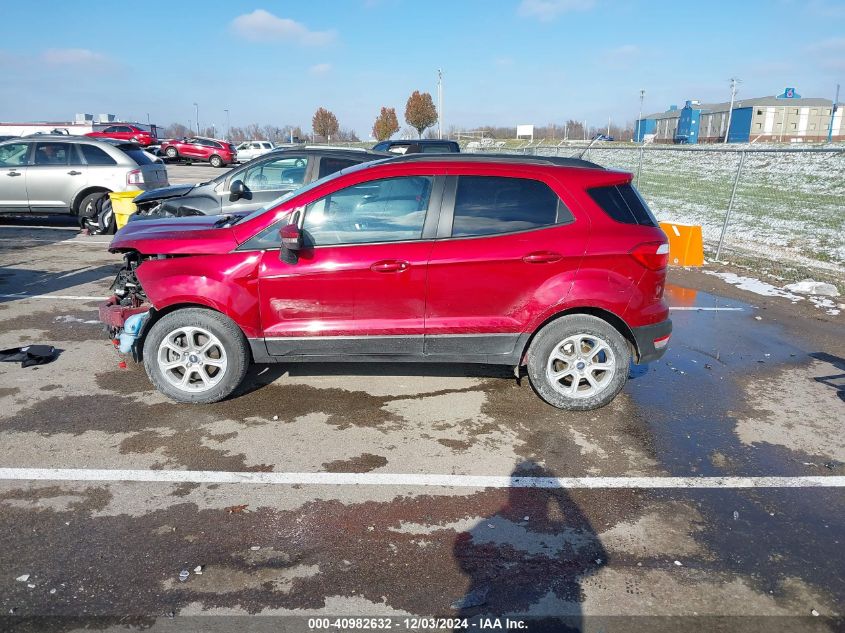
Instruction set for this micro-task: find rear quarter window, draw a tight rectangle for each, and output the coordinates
[587,183,658,226]
[451,176,573,237]
[80,144,117,166]
[117,146,154,165]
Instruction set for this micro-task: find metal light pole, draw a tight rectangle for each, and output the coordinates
[723,78,738,143]
[193,102,199,135]
[637,89,645,143]
[828,84,840,143]
[437,68,443,139]
[224,109,230,140]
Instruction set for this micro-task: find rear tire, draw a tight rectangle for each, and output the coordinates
[77,192,107,233]
[209,154,223,168]
[526,314,630,411]
[97,198,116,235]
[143,308,250,404]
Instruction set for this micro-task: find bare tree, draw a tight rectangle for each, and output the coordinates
[163,123,191,139]
[404,91,438,138]
[312,107,340,142]
[372,107,400,141]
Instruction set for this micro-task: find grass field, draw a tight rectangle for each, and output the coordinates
[510,145,845,279]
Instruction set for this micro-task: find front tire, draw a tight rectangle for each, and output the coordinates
[209,154,223,168]
[165,147,178,159]
[143,308,250,404]
[526,314,630,411]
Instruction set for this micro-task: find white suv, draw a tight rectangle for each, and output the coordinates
[235,140,275,163]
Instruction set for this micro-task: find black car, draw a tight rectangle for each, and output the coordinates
[372,139,460,154]
[129,148,390,221]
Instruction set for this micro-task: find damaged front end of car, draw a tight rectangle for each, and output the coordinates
[99,251,153,359]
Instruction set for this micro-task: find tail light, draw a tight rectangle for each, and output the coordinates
[126,169,144,186]
[630,242,669,270]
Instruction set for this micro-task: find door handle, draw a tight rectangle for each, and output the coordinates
[371,260,410,273]
[523,251,562,264]
[6,171,21,177]
[67,170,82,176]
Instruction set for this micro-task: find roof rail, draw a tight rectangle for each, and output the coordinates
[384,152,605,169]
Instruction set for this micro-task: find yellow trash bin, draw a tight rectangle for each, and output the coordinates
[109,191,141,230]
[659,221,704,267]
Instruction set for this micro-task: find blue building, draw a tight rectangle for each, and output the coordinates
[634,88,843,143]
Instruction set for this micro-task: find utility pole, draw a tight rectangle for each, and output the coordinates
[724,78,739,143]
[607,116,611,136]
[224,109,230,140]
[146,113,150,126]
[437,68,443,139]
[637,89,645,143]
[828,83,840,143]
[193,102,199,135]
[583,120,587,140]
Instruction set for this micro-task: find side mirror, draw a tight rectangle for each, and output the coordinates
[279,223,302,251]
[229,179,245,200]
[279,223,302,263]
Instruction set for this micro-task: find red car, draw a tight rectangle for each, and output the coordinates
[159,136,237,167]
[86,124,157,146]
[100,155,671,410]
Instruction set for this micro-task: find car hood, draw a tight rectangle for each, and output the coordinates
[109,215,239,256]
[133,183,198,204]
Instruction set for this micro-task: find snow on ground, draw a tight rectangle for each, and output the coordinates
[704,271,842,316]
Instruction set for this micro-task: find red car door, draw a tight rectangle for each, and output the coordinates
[424,173,589,358]
[255,175,441,357]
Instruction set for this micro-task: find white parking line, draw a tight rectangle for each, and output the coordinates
[668,307,744,311]
[0,468,841,489]
[0,294,107,301]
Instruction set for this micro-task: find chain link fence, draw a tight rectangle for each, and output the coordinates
[475,144,844,289]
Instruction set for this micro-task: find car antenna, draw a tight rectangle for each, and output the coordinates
[578,134,602,159]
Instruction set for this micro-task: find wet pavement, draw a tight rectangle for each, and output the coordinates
[0,217,843,632]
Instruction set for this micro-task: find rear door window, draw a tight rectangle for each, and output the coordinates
[33,142,70,165]
[451,176,572,237]
[587,183,658,226]
[117,145,154,165]
[419,143,454,153]
[318,157,360,179]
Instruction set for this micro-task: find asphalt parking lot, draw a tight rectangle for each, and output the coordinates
[0,166,843,632]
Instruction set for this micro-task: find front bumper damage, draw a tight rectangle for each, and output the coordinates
[99,251,153,358]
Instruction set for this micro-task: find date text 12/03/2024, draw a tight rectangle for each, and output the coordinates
[307,617,528,629]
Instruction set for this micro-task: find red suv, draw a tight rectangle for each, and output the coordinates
[86,124,157,146]
[160,137,237,167]
[100,155,671,410]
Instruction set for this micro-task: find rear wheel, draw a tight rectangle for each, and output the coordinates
[143,308,250,404]
[209,154,223,168]
[526,314,630,411]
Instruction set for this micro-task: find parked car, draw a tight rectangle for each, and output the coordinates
[100,154,671,410]
[128,148,389,221]
[0,135,168,233]
[235,140,275,163]
[372,139,460,154]
[595,134,615,142]
[86,124,157,147]
[159,137,236,167]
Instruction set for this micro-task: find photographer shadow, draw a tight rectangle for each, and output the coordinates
[452,461,607,632]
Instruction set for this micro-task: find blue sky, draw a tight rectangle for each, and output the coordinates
[0,0,842,137]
